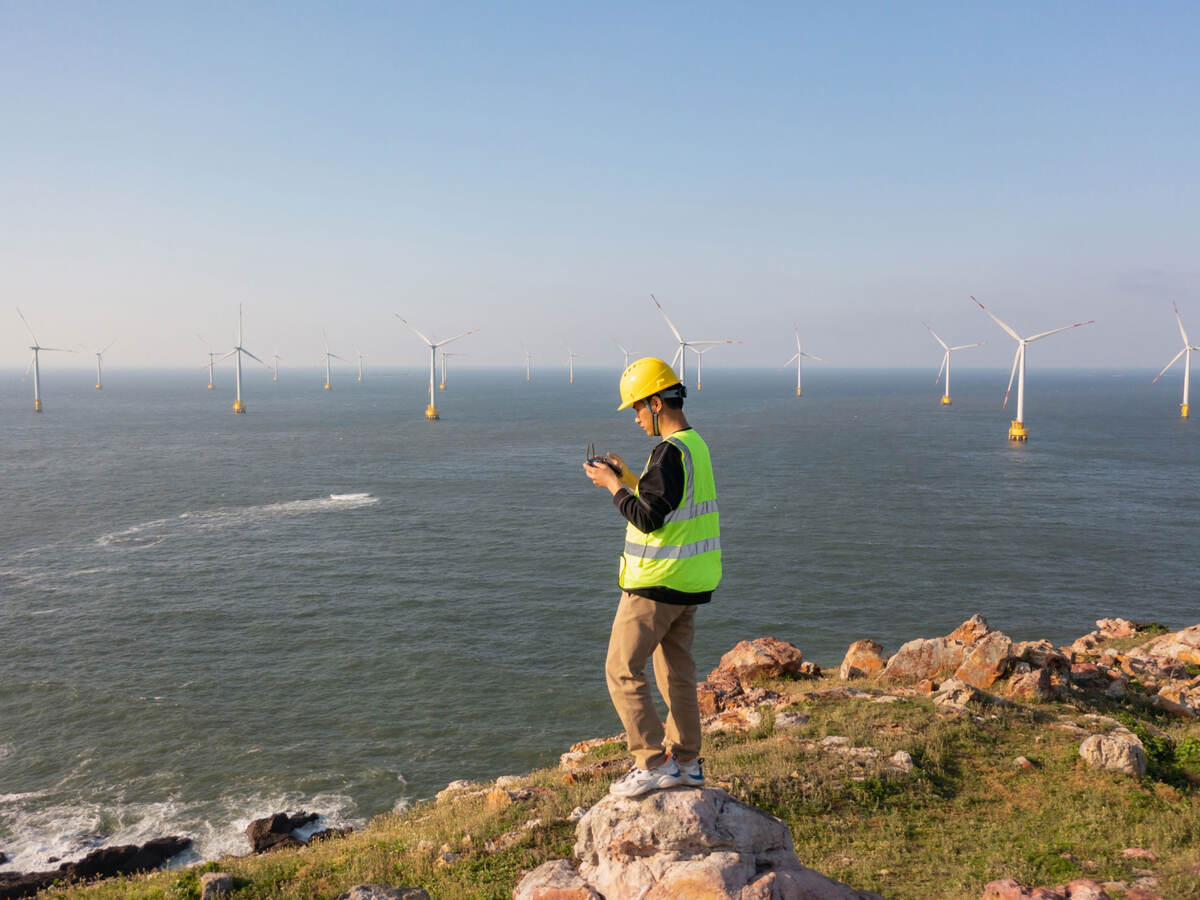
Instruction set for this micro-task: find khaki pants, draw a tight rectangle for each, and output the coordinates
[605,591,701,770]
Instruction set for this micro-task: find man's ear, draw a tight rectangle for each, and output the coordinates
[650,395,662,414]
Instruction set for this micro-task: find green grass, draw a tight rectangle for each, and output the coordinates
[39,674,1200,900]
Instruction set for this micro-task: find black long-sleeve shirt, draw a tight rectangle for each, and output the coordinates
[612,433,713,605]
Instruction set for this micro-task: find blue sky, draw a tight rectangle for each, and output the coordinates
[3,2,1198,372]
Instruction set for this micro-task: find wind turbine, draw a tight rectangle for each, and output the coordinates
[397,316,478,420]
[17,308,75,412]
[355,349,366,383]
[781,328,826,397]
[320,332,345,390]
[271,349,282,382]
[198,335,219,389]
[973,296,1093,441]
[568,349,581,384]
[216,304,267,414]
[616,342,633,370]
[93,340,116,390]
[651,294,740,386]
[440,351,466,390]
[1152,302,1198,419]
[923,323,984,406]
[522,347,533,383]
[690,345,718,391]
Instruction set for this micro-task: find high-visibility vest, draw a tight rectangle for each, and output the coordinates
[618,429,722,594]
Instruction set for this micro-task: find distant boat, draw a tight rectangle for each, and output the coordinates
[330,492,371,501]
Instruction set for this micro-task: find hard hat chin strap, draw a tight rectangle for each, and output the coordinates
[648,384,685,438]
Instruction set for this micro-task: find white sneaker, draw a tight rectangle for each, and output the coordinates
[609,760,684,797]
[674,757,705,787]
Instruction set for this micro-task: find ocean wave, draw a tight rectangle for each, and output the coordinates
[0,788,371,874]
[96,493,379,550]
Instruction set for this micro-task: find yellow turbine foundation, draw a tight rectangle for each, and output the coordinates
[1008,419,1028,442]
[425,404,440,421]
[324,383,332,391]
[795,388,802,397]
[207,383,214,390]
[96,383,102,390]
[439,381,445,390]
[941,395,952,406]
[34,399,43,413]
[233,400,246,414]
[1182,403,1190,418]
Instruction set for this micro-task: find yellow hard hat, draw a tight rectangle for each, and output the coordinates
[617,357,682,411]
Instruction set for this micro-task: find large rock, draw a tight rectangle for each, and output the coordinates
[336,887,431,900]
[246,811,319,853]
[1142,624,1200,666]
[570,788,881,900]
[881,637,965,683]
[714,638,807,682]
[0,837,191,900]
[1079,733,1147,777]
[1007,668,1055,702]
[1011,640,1070,674]
[948,614,992,645]
[839,640,886,680]
[954,632,1015,689]
[513,860,601,899]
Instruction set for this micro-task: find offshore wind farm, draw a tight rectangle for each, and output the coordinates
[3,1,1199,886]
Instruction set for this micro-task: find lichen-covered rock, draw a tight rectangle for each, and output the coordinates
[513,860,601,899]
[1096,618,1137,638]
[839,640,886,680]
[882,637,966,683]
[932,678,993,710]
[1079,732,1147,777]
[200,872,234,899]
[954,632,1015,689]
[1153,686,1197,717]
[573,788,882,899]
[697,671,746,716]
[948,614,992,645]
[1142,624,1200,666]
[1007,667,1055,701]
[337,886,431,900]
[1012,639,1070,673]
[714,637,807,682]
[982,877,1112,899]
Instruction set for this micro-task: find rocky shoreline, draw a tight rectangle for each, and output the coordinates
[2,614,1197,899]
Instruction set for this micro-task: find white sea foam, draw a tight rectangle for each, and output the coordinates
[95,494,379,550]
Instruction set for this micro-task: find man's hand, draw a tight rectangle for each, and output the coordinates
[607,453,638,490]
[583,458,623,494]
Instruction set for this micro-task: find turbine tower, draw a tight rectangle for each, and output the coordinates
[320,332,345,390]
[973,296,1093,441]
[781,328,825,397]
[93,340,116,390]
[522,347,533,383]
[1152,302,1199,419]
[651,294,739,386]
[397,316,478,420]
[616,342,632,370]
[17,308,75,412]
[271,350,282,382]
[924,323,984,406]
[568,349,581,384]
[217,304,267,414]
[198,335,219,389]
[355,349,366,383]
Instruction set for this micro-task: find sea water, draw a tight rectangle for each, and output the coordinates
[1,366,1196,870]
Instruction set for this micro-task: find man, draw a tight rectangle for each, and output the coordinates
[583,357,722,797]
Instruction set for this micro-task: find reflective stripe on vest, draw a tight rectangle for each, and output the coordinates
[618,429,722,594]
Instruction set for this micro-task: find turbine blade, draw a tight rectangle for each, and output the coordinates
[1026,320,1094,342]
[242,349,268,366]
[16,307,39,344]
[1175,302,1191,346]
[23,353,35,380]
[972,296,1023,342]
[217,349,237,363]
[651,295,683,342]
[948,341,985,351]
[781,353,799,368]
[197,334,212,350]
[39,347,76,353]
[1003,346,1021,409]
[923,322,949,350]
[671,346,682,368]
[437,327,479,347]
[800,352,826,362]
[936,352,948,386]
[396,316,435,347]
[1152,348,1187,383]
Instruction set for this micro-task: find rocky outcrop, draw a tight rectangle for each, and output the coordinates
[715,637,812,682]
[954,632,1015,689]
[839,640,886,680]
[0,836,191,900]
[336,887,431,900]
[199,872,234,899]
[246,811,319,853]
[516,787,884,900]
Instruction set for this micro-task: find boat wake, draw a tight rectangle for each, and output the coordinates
[96,493,379,549]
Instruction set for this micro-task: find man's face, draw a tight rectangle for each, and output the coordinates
[632,397,658,435]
